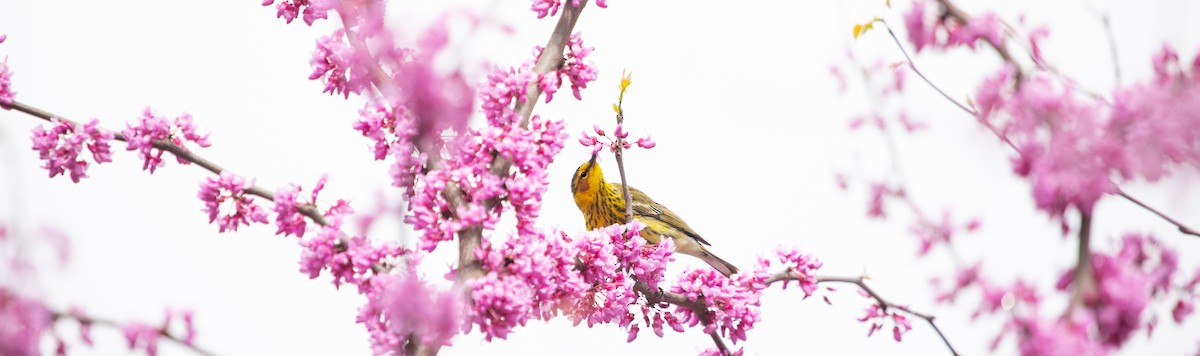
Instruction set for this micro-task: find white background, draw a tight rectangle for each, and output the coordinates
[1,0,1198,355]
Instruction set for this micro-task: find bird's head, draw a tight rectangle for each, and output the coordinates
[570,154,604,201]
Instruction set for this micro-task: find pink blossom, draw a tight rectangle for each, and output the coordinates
[903,1,934,52]
[671,268,761,344]
[1173,299,1195,324]
[531,0,605,18]
[857,304,912,342]
[531,0,562,19]
[480,63,537,126]
[358,271,463,352]
[773,248,823,297]
[0,289,50,356]
[123,108,211,174]
[266,0,329,25]
[122,322,161,356]
[867,182,888,219]
[946,12,1003,49]
[397,58,474,146]
[1014,316,1107,356]
[469,274,535,340]
[273,184,308,237]
[31,119,114,183]
[559,32,597,100]
[699,348,744,356]
[0,55,12,106]
[309,30,369,98]
[407,111,566,252]
[636,136,656,149]
[197,172,269,233]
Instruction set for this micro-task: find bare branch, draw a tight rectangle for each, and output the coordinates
[1115,189,1200,237]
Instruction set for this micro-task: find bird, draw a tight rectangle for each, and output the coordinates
[570,154,739,276]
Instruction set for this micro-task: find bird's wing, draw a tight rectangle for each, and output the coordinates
[616,184,712,246]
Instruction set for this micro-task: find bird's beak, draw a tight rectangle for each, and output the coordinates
[589,153,598,164]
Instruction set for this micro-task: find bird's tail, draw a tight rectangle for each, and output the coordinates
[700,249,739,277]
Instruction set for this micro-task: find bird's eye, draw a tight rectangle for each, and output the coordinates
[580,170,589,179]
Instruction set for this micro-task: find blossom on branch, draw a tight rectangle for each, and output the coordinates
[123,108,211,174]
[262,0,330,25]
[31,118,114,183]
[197,172,269,233]
[0,289,50,356]
[310,30,369,99]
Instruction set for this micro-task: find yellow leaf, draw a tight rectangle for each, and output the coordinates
[612,103,620,113]
[619,70,633,93]
[853,24,863,39]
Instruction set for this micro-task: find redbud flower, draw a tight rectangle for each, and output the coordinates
[123,108,210,174]
[671,268,761,344]
[197,172,269,233]
[31,119,113,183]
[635,136,656,149]
[0,289,50,356]
[273,184,308,237]
[310,30,368,99]
[0,57,12,106]
[122,322,161,356]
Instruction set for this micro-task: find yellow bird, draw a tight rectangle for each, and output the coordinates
[570,154,739,276]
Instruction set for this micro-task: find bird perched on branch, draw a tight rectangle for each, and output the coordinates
[570,154,739,276]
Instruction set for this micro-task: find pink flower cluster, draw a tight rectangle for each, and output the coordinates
[670,268,761,344]
[197,172,269,233]
[0,289,50,356]
[123,108,211,174]
[529,0,607,19]
[0,35,12,106]
[857,303,913,342]
[1054,234,1180,347]
[976,46,1200,219]
[541,33,598,101]
[406,112,567,252]
[579,123,656,155]
[262,0,329,25]
[903,1,1003,52]
[771,248,824,297]
[121,309,197,356]
[297,197,407,292]
[468,222,676,341]
[310,30,369,99]
[353,102,425,195]
[1013,315,1108,356]
[31,118,113,183]
[273,175,331,238]
[358,270,463,353]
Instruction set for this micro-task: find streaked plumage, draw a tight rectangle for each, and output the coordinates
[570,155,739,276]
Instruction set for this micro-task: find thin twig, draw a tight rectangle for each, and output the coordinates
[1116,189,1200,237]
[51,310,218,356]
[1100,14,1121,86]
[812,275,959,356]
[1,101,344,240]
[609,73,726,354]
[879,7,1200,239]
[934,0,1023,80]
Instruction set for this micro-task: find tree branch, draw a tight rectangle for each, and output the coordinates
[449,0,590,287]
[51,310,218,356]
[1115,188,1200,237]
[1,100,346,243]
[877,12,1200,240]
[1069,212,1096,313]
